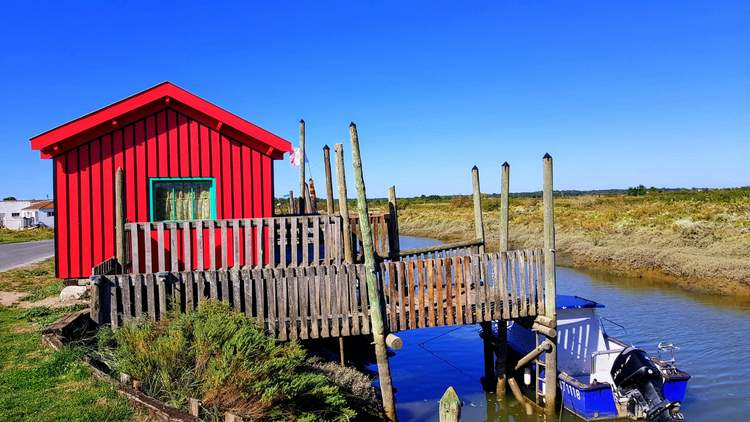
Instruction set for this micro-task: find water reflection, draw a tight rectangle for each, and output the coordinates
[385,236,750,421]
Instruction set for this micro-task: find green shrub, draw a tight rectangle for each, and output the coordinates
[101,301,359,421]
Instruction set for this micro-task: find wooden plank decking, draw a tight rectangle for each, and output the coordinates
[94,248,546,340]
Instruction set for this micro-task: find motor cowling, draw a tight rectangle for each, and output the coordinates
[610,346,684,422]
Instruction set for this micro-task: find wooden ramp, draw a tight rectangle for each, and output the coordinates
[93,248,546,340]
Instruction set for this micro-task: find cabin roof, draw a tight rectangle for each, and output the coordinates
[22,200,54,210]
[557,295,604,309]
[30,82,293,159]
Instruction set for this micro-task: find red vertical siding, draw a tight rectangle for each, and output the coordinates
[54,156,69,277]
[53,108,278,279]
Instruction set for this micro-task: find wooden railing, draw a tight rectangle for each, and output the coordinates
[398,239,484,262]
[124,215,343,274]
[93,249,545,340]
[349,213,394,259]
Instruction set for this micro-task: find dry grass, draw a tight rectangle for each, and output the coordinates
[0,227,54,244]
[374,188,750,296]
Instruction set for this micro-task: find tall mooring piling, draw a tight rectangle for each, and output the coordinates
[90,122,559,421]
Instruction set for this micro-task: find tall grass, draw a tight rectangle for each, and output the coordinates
[97,301,370,421]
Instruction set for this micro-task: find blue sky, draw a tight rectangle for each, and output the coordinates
[1,1,749,199]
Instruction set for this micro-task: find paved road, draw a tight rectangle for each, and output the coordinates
[0,240,54,272]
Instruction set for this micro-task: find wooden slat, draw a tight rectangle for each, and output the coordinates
[196,221,204,271]
[256,219,264,268]
[157,275,167,319]
[220,270,229,304]
[268,218,276,268]
[535,249,545,315]
[130,225,140,274]
[209,271,218,299]
[195,271,205,306]
[310,267,320,338]
[277,268,288,340]
[121,275,132,320]
[444,258,454,325]
[244,219,252,268]
[299,267,309,339]
[406,260,416,329]
[518,250,527,317]
[279,217,288,267]
[170,223,178,271]
[346,265,359,335]
[109,276,119,328]
[301,217,309,267]
[232,269,242,311]
[387,263,397,331]
[426,260,435,327]
[220,221,228,269]
[396,262,407,330]
[526,250,536,315]
[417,259,426,328]
[509,252,519,318]
[143,223,152,273]
[156,222,167,271]
[339,265,350,337]
[329,266,340,337]
[232,220,240,269]
[264,268,276,335]
[434,258,444,326]
[208,221,216,270]
[242,268,252,317]
[132,274,142,318]
[146,273,156,320]
[290,217,299,267]
[313,217,320,265]
[185,271,194,312]
[454,256,464,324]
[358,265,370,335]
[251,268,263,321]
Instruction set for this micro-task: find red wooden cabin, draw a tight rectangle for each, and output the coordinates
[31,82,292,279]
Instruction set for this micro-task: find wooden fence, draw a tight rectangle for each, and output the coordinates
[349,213,393,259]
[124,215,343,274]
[92,248,546,340]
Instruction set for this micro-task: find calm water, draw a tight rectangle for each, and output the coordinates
[376,236,750,421]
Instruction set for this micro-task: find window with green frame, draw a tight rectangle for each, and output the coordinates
[149,178,216,221]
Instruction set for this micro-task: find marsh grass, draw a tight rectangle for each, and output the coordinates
[96,301,372,421]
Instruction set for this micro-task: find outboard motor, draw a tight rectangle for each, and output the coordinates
[610,346,684,422]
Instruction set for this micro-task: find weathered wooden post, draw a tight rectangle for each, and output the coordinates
[298,119,306,212]
[387,186,400,260]
[308,178,318,212]
[288,190,295,214]
[472,166,494,391]
[542,153,558,414]
[304,182,314,214]
[439,386,461,422]
[323,145,335,215]
[349,122,397,421]
[115,167,126,272]
[495,161,510,398]
[334,144,354,264]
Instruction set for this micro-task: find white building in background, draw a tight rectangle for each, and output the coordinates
[0,200,54,229]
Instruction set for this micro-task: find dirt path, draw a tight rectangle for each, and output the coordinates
[0,290,85,309]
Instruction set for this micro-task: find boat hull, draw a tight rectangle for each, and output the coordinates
[559,374,619,421]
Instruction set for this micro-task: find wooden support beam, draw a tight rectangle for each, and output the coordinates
[508,378,533,415]
[532,322,557,339]
[334,144,353,264]
[304,182,313,214]
[349,122,397,421]
[542,153,558,415]
[323,145,335,215]
[514,339,553,370]
[439,386,461,422]
[535,315,556,328]
[495,322,507,398]
[387,186,400,260]
[115,167,126,271]
[471,166,486,256]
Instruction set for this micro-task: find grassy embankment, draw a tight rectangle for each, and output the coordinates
[0,259,135,420]
[0,227,54,244]
[368,188,750,296]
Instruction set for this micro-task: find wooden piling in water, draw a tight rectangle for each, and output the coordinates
[349,122,397,421]
[495,161,510,398]
[472,166,494,391]
[439,386,461,422]
[115,167,126,271]
[542,153,557,414]
[323,145,335,215]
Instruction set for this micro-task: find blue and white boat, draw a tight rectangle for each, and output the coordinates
[506,295,690,421]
